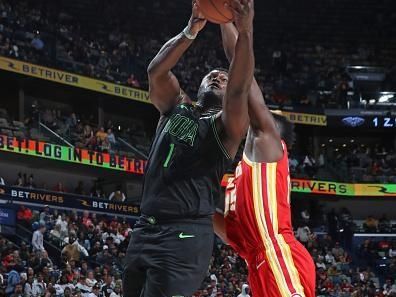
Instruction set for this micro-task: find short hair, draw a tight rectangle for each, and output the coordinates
[271,112,295,149]
[206,68,229,76]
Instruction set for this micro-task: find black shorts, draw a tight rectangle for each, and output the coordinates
[122,218,214,297]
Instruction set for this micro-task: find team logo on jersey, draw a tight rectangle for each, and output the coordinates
[163,113,198,147]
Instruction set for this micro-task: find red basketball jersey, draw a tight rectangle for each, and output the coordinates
[225,141,293,254]
[225,141,311,297]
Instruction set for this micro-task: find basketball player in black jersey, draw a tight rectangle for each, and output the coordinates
[122,0,255,296]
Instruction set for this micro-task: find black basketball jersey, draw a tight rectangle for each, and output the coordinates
[140,103,232,220]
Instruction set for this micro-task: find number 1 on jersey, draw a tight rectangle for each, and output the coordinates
[163,143,175,168]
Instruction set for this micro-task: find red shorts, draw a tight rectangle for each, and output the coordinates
[247,240,316,297]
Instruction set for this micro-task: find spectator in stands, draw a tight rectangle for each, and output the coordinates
[332,242,344,258]
[56,214,69,238]
[101,138,111,153]
[75,181,86,196]
[62,286,73,297]
[96,127,108,143]
[75,275,92,295]
[288,155,299,173]
[15,173,23,187]
[26,174,36,188]
[101,275,114,297]
[86,270,98,288]
[63,113,78,135]
[95,245,113,266]
[81,211,93,229]
[300,209,310,225]
[83,125,96,150]
[316,257,327,270]
[39,205,52,228]
[364,215,379,232]
[10,282,23,297]
[19,242,30,263]
[54,182,67,193]
[378,214,391,232]
[237,284,250,297]
[126,74,140,88]
[90,181,105,199]
[5,264,23,295]
[108,186,126,202]
[24,275,34,296]
[17,205,33,227]
[325,251,336,266]
[89,283,101,297]
[106,129,116,149]
[50,223,63,242]
[61,231,89,263]
[0,176,4,185]
[303,154,317,177]
[31,31,44,51]
[32,223,46,253]
[109,284,122,297]
[32,273,47,296]
[389,243,396,258]
[35,250,53,272]
[296,224,312,245]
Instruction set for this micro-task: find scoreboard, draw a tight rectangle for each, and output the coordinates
[327,115,396,128]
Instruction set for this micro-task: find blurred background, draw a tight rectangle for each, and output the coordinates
[0,0,395,296]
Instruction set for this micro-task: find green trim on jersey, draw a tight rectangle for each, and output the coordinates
[210,115,232,160]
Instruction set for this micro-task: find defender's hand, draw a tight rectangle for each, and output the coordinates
[187,0,207,36]
[227,0,254,34]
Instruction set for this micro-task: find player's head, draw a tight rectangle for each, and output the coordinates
[196,68,229,115]
[271,111,296,149]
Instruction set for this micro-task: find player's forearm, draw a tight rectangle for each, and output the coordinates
[220,23,238,63]
[226,31,254,100]
[221,31,254,143]
[222,23,270,130]
[147,31,194,78]
[213,213,229,244]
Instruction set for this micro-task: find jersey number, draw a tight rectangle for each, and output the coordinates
[225,177,237,217]
[163,143,175,168]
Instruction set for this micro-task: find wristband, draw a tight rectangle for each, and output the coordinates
[183,26,197,40]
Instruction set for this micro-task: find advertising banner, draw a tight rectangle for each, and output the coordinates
[0,135,146,174]
[0,185,140,217]
[0,57,150,104]
[221,175,396,197]
[0,207,16,226]
[281,111,327,126]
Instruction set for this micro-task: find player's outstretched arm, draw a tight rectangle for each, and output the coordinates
[221,22,283,161]
[147,1,207,114]
[215,0,255,159]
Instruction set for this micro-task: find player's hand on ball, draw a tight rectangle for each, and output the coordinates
[227,0,254,33]
[188,0,207,36]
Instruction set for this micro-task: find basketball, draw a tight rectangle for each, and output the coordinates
[196,0,234,24]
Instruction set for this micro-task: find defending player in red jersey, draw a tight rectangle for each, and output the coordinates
[214,23,316,297]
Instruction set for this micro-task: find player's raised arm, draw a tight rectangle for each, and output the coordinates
[147,1,207,114]
[220,22,283,161]
[216,0,255,159]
